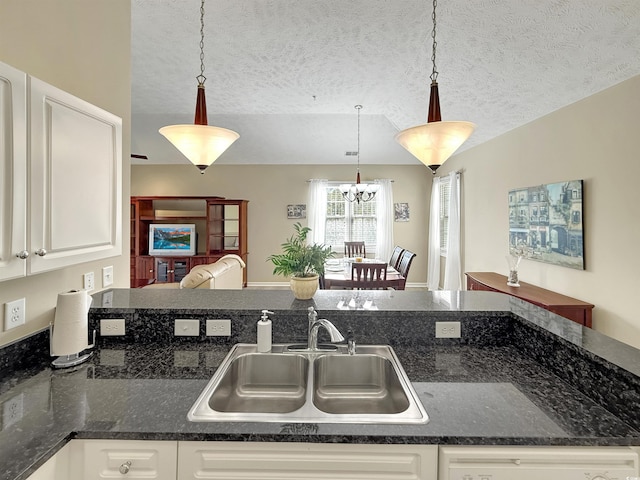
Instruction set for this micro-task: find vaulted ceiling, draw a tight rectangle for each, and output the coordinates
[131,0,640,166]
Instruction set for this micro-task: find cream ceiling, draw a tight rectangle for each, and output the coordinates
[131,0,640,166]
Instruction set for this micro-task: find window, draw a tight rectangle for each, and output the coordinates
[324,185,377,250]
[439,177,451,253]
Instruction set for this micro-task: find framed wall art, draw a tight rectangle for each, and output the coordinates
[394,203,410,222]
[287,204,306,219]
[508,179,584,270]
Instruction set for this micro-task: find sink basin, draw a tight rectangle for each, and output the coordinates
[208,353,308,413]
[188,344,428,424]
[313,354,410,414]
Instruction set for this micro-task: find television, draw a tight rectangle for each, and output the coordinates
[148,224,196,256]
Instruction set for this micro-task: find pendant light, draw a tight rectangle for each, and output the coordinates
[340,105,379,204]
[395,0,475,173]
[159,0,239,174]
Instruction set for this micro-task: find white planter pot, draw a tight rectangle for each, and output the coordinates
[290,275,319,300]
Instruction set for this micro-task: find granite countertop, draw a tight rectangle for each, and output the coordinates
[2,289,640,480]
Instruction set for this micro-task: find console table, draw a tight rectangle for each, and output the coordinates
[465,272,594,327]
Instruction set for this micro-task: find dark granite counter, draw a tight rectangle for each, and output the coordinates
[2,289,640,480]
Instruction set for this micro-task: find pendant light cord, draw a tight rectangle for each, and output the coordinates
[197,0,206,86]
[430,0,438,83]
[356,105,362,175]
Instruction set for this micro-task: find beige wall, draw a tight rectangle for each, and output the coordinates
[438,74,640,348]
[131,164,432,285]
[0,0,131,346]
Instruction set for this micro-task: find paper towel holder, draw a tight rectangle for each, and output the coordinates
[50,325,96,369]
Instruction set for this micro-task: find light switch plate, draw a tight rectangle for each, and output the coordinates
[102,266,114,287]
[175,319,199,336]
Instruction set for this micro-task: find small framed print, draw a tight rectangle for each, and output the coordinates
[287,204,306,219]
[394,203,409,222]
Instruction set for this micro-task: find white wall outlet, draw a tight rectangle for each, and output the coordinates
[102,265,114,287]
[175,319,200,336]
[100,318,125,336]
[206,319,231,336]
[435,321,461,338]
[83,271,95,291]
[4,298,26,331]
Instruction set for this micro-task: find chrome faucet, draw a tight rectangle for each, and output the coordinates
[307,307,345,351]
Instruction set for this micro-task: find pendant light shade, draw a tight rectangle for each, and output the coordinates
[159,124,239,173]
[395,0,474,173]
[159,0,239,174]
[395,119,475,174]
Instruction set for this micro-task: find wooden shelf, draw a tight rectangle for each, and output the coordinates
[131,196,248,287]
[465,271,594,327]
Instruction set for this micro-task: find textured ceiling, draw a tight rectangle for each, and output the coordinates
[131,0,640,166]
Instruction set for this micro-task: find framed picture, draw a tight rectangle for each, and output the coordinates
[508,179,584,270]
[287,204,306,219]
[394,203,409,222]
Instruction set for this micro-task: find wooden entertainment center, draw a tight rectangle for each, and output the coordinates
[130,196,248,287]
[465,272,594,327]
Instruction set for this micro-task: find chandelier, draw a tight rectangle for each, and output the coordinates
[394,0,475,173]
[159,0,239,174]
[340,105,379,203]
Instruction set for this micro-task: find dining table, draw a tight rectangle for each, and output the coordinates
[322,258,406,290]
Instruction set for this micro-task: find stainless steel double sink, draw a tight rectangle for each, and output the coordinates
[188,343,428,424]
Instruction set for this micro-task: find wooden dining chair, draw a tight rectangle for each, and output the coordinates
[350,262,391,290]
[397,250,416,279]
[388,246,405,270]
[344,241,366,258]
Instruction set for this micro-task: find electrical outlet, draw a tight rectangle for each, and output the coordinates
[100,318,125,336]
[102,265,114,287]
[206,319,231,336]
[435,321,461,338]
[83,272,95,291]
[2,393,24,429]
[4,298,26,331]
[175,319,200,336]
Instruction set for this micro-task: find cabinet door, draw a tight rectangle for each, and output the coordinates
[29,77,122,274]
[0,61,28,281]
[83,440,177,480]
[178,442,438,480]
[154,258,189,283]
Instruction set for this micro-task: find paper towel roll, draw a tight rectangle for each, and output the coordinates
[51,290,92,356]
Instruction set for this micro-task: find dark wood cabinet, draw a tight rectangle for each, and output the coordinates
[130,196,248,287]
[465,272,594,327]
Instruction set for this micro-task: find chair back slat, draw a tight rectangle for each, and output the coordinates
[389,246,405,270]
[351,262,391,290]
[344,241,366,258]
[397,250,417,279]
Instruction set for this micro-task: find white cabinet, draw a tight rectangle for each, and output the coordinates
[438,446,640,479]
[82,440,177,480]
[0,60,122,281]
[0,61,28,281]
[178,441,438,480]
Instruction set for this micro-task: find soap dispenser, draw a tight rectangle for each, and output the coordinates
[257,310,274,353]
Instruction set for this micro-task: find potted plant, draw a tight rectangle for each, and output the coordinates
[267,222,335,299]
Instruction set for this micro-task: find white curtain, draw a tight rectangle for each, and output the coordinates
[375,179,394,262]
[443,172,462,290]
[307,179,327,244]
[427,176,441,290]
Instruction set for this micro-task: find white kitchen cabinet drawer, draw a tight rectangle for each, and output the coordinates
[82,440,177,480]
[178,441,438,479]
[439,445,639,480]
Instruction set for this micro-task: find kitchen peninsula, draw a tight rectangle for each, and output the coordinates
[1,289,640,480]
